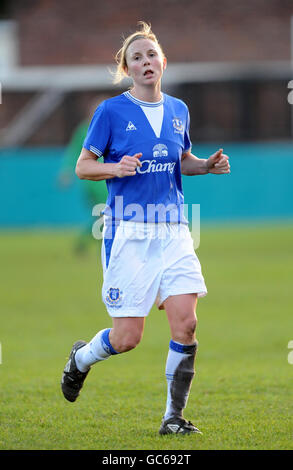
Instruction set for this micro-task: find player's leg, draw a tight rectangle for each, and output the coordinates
[165,293,198,344]
[75,316,145,371]
[61,220,161,403]
[61,317,145,402]
[109,317,145,352]
[159,293,201,435]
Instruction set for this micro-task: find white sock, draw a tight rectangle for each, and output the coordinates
[164,339,197,420]
[75,328,118,372]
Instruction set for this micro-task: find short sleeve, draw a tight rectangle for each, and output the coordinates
[83,101,111,158]
[184,109,192,153]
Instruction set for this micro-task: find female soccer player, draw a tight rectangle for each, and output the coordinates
[61,22,230,435]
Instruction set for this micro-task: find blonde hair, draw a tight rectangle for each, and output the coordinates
[113,21,165,84]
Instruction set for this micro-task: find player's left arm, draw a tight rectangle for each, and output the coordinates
[181,148,230,175]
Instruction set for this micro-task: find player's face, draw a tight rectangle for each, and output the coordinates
[124,39,166,87]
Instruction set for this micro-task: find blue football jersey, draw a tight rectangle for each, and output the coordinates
[83,91,191,223]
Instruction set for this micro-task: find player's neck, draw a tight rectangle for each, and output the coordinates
[130,84,162,103]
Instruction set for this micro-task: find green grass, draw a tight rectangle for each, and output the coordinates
[0,224,292,450]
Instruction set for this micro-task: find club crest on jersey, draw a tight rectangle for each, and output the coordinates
[105,287,123,307]
[126,121,137,131]
[172,118,184,134]
[153,143,168,158]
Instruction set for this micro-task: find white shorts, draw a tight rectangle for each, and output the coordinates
[101,218,207,317]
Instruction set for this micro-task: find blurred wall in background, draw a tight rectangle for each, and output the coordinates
[0,0,293,144]
[0,0,292,227]
[10,0,293,65]
[1,142,292,228]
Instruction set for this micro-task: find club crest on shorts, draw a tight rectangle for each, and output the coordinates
[105,287,123,307]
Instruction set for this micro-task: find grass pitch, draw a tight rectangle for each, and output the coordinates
[0,223,292,450]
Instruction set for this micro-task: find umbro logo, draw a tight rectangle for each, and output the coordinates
[167,424,184,433]
[126,121,137,131]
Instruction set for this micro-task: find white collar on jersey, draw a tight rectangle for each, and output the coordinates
[123,91,164,107]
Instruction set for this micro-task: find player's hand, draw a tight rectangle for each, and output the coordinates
[115,153,143,178]
[207,149,230,174]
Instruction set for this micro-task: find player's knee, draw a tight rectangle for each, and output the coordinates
[115,331,142,353]
[188,315,197,334]
[178,315,197,343]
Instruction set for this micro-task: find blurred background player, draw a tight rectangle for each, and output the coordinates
[57,97,109,253]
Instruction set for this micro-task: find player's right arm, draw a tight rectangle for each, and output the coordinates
[75,148,142,181]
